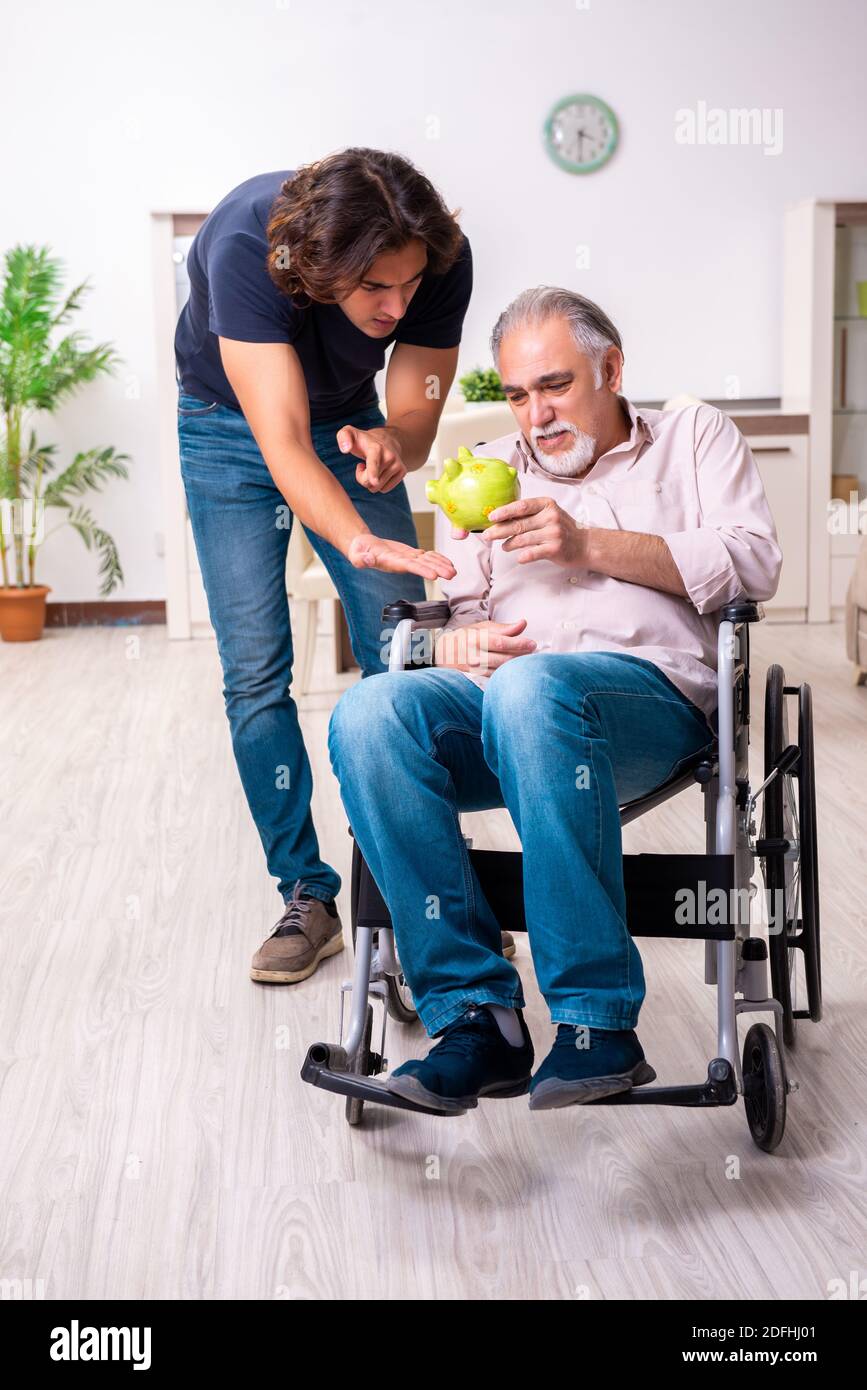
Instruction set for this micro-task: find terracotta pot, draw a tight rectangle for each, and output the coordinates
[0,585,52,641]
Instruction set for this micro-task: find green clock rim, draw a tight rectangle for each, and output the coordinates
[543,93,619,174]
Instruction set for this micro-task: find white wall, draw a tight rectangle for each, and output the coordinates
[3,0,867,601]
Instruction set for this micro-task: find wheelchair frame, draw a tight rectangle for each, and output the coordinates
[302,598,822,1151]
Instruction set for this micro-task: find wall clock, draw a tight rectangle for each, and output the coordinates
[543,94,619,173]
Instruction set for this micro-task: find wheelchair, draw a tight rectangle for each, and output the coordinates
[302,598,822,1152]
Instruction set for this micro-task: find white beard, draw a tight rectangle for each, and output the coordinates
[529,421,596,477]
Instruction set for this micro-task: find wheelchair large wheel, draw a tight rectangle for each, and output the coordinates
[761,666,821,1047]
[797,684,822,1023]
[742,1022,787,1152]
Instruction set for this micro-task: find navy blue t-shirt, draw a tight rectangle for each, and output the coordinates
[174,169,473,423]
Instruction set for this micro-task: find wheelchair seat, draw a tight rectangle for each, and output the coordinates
[620,740,718,825]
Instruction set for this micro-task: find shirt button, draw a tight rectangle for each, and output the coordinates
[653,483,662,493]
[569,575,580,585]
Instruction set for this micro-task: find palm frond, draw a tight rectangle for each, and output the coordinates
[66,502,125,595]
[14,431,58,491]
[0,245,65,341]
[42,447,130,507]
[50,278,92,329]
[0,246,120,411]
[28,336,121,410]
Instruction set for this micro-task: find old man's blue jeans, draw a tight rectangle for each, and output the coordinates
[328,651,714,1033]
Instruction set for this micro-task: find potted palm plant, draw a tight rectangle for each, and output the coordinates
[0,244,130,641]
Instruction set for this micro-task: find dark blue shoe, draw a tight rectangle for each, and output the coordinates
[528,1025,656,1110]
[386,1004,534,1114]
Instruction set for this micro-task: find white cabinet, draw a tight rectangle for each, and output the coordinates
[744,432,809,619]
[782,198,867,620]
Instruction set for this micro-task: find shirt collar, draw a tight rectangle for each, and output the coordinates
[618,396,656,468]
[515,395,654,481]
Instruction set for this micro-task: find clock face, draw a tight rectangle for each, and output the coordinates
[544,94,619,173]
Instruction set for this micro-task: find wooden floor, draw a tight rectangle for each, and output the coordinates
[1,617,865,1301]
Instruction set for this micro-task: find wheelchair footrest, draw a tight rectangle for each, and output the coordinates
[300,1043,467,1116]
[586,1058,738,1107]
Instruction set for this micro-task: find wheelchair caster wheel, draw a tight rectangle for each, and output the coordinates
[345,1003,374,1127]
[742,1022,787,1152]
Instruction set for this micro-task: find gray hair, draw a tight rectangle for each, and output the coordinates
[490,286,623,387]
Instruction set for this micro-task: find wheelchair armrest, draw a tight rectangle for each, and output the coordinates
[382,599,452,672]
[720,600,765,624]
[382,599,452,626]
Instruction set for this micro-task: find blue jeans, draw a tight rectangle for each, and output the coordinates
[177,389,425,904]
[328,651,715,1033]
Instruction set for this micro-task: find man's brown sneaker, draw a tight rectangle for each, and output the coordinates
[250,882,344,984]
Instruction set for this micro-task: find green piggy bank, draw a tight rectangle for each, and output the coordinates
[426,445,520,531]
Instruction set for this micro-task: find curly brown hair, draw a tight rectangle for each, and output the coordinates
[266,147,464,305]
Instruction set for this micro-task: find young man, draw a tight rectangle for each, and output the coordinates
[174,149,469,983]
[328,287,782,1112]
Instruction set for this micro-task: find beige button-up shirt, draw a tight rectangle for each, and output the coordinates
[435,398,782,724]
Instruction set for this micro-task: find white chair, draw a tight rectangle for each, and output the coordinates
[662,392,705,412]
